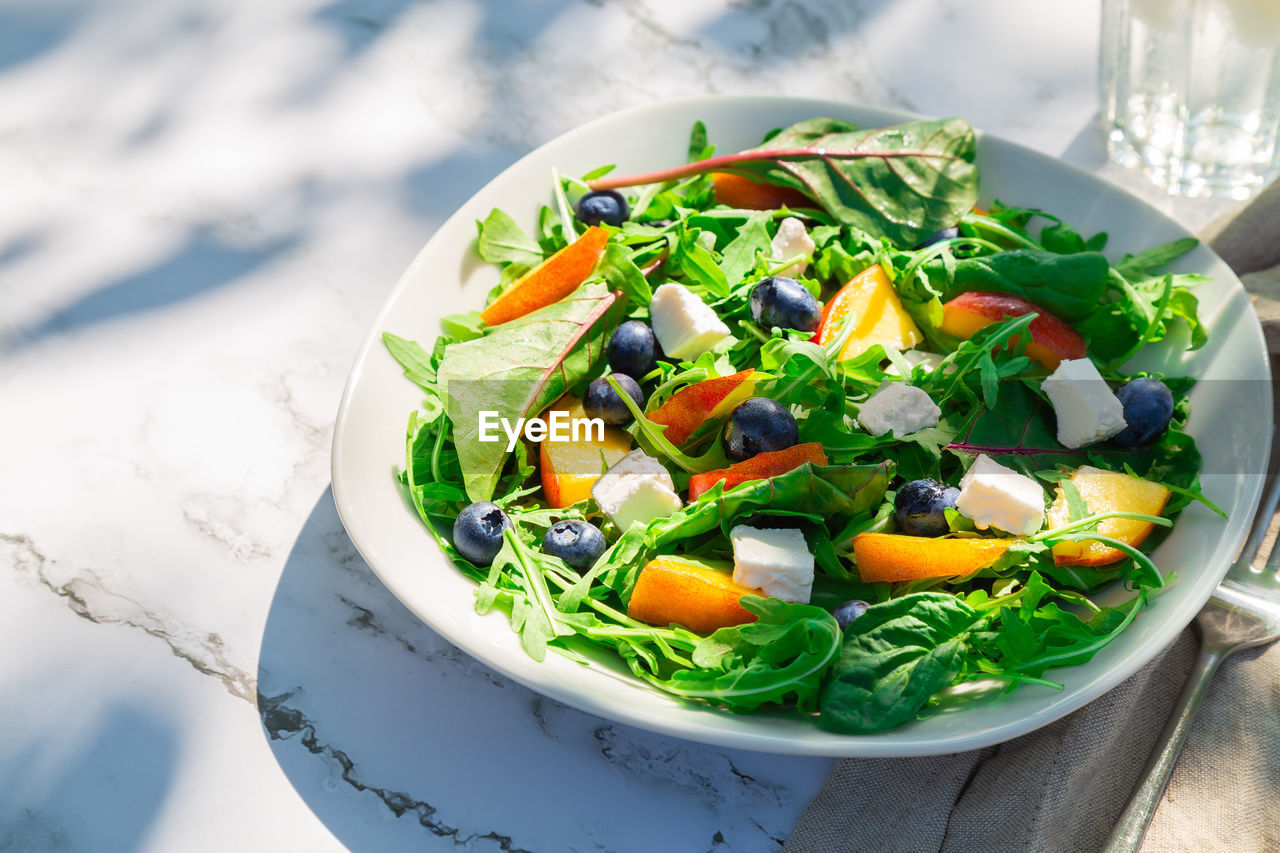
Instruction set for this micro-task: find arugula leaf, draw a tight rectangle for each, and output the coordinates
[643,597,842,712]
[673,226,731,297]
[947,379,1200,487]
[1079,238,1207,360]
[595,241,653,307]
[688,120,710,162]
[1115,237,1199,280]
[590,117,979,247]
[818,592,984,733]
[718,212,772,286]
[599,462,892,599]
[441,311,486,342]
[383,332,439,392]
[476,208,544,267]
[1060,479,1090,523]
[437,283,624,501]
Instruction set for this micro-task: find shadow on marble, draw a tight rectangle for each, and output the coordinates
[3,227,299,353]
[0,1,89,74]
[0,228,46,270]
[256,489,818,852]
[401,147,523,224]
[0,703,177,852]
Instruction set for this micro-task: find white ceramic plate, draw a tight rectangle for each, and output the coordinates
[332,95,1271,756]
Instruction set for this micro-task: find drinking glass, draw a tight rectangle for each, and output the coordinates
[1100,0,1280,199]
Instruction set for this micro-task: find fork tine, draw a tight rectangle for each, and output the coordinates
[1239,474,1280,567]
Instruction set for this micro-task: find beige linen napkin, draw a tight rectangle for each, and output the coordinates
[785,181,1280,853]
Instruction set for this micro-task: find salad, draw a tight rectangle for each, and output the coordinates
[383,116,1220,734]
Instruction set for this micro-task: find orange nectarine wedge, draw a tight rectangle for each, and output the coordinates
[687,443,828,499]
[627,556,763,633]
[939,291,1085,370]
[647,369,759,446]
[539,395,632,508]
[853,533,1013,583]
[480,226,609,327]
[1046,466,1171,566]
[814,265,924,361]
[711,172,813,210]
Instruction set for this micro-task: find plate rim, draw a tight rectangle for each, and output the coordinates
[331,93,1272,756]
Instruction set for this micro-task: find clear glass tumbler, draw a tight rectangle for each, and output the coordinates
[1101,0,1280,199]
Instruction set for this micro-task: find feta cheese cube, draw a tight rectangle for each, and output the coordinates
[649,283,731,361]
[1041,358,1128,449]
[857,382,941,437]
[770,217,815,277]
[591,449,682,531]
[729,525,814,603]
[955,454,1045,535]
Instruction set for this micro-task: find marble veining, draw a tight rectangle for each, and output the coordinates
[0,0,1243,850]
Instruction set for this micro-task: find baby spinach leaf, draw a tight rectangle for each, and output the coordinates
[818,592,984,734]
[438,283,625,501]
[644,596,842,712]
[924,250,1110,320]
[590,117,979,247]
[476,208,544,268]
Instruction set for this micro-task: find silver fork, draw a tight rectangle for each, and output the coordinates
[1104,474,1280,852]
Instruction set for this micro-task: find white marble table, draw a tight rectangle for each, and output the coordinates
[0,1,1244,850]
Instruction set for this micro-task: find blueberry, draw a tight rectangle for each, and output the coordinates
[584,373,645,425]
[453,501,512,566]
[723,397,799,461]
[607,321,658,379]
[1112,378,1174,447]
[915,225,960,249]
[894,478,960,538]
[575,190,629,227]
[542,520,608,570]
[832,599,869,630]
[749,276,821,332]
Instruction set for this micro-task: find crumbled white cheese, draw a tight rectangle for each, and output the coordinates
[591,450,682,531]
[857,383,941,437]
[955,454,1045,536]
[649,283,732,361]
[770,217,815,277]
[1041,358,1128,449]
[728,525,814,603]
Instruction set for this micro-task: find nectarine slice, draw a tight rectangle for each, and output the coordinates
[712,172,813,210]
[939,291,1085,370]
[648,369,758,446]
[627,556,763,633]
[814,265,924,361]
[539,395,632,508]
[687,443,828,499]
[1046,466,1171,566]
[853,533,1013,583]
[480,226,609,327]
